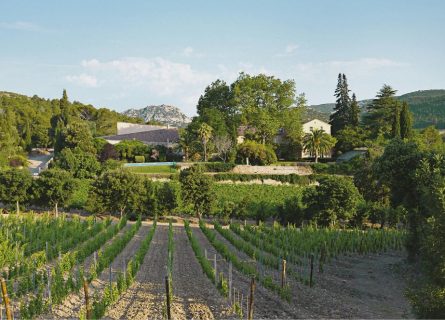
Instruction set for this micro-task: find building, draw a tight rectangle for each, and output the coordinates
[103,122,179,147]
[301,119,332,159]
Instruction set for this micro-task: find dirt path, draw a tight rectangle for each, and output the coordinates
[171,226,231,320]
[196,225,308,319]
[46,223,145,319]
[105,224,168,320]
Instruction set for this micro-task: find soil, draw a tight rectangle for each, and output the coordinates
[105,224,169,320]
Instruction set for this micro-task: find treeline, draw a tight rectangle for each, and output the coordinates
[0,90,141,167]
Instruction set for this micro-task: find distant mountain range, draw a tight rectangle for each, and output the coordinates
[122,104,191,128]
[308,90,445,129]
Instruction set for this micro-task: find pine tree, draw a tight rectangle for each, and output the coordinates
[400,102,413,139]
[330,73,351,135]
[60,89,70,125]
[391,102,401,138]
[365,84,398,138]
[350,93,360,127]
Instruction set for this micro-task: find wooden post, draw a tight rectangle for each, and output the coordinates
[248,277,255,320]
[109,265,112,291]
[204,249,207,260]
[228,262,232,300]
[214,254,217,285]
[310,254,314,288]
[165,276,171,320]
[1,279,12,320]
[47,268,52,312]
[281,259,286,288]
[83,278,91,320]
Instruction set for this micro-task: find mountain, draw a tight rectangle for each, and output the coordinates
[122,104,191,128]
[308,90,445,129]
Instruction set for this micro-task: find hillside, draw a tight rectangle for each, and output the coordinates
[309,89,445,129]
[122,104,191,128]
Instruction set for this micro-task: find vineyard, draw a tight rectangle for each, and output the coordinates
[0,213,412,319]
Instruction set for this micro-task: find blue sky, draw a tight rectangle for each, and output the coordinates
[1,0,444,115]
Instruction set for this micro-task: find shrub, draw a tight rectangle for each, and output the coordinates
[134,155,145,163]
[213,173,312,185]
[199,162,236,172]
[9,155,28,168]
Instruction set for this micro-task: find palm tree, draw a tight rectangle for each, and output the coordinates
[303,128,336,163]
[198,123,213,162]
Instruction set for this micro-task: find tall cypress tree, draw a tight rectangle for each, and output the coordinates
[350,93,360,127]
[330,73,351,135]
[391,102,401,138]
[400,102,413,139]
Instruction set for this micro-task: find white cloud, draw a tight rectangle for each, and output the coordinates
[0,21,45,32]
[65,74,98,87]
[275,43,299,57]
[181,46,204,58]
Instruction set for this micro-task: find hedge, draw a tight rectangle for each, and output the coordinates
[213,173,313,185]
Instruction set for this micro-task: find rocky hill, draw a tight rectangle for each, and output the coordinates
[122,104,191,128]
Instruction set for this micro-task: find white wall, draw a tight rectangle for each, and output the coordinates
[302,119,331,135]
[117,122,170,135]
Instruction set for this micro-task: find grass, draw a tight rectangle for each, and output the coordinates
[126,165,177,174]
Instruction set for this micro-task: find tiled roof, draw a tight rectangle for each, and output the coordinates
[104,128,179,144]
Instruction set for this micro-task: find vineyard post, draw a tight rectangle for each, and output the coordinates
[83,278,91,320]
[0,278,12,320]
[310,254,314,288]
[165,276,171,320]
[45,242,48,258]
[109,265,112,291]
[229,262,232,300]
[248,277,255,320]
[205,249,207,260]
[281,259,286,288]
[93,251,97,267]
[47,268,52,312]
[214,254,217,285]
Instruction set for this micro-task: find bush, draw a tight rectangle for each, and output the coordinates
[236,140,277,165]
[213,173,312,185]
[9,155,28,168]
[134,155,145,163]
[199,162,235,172]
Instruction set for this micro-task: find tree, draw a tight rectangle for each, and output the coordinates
[365,84,398,138]
[213,135,234,162]
[0,169,33,214]
[179,165,215,219]
[157,182,180,216]
[91,169,144,217]
[54,147,101,179]
[350,93,360,127]
[35,169,75,217]
[330,74,351,135]
[303,129,337,163]
[61,121,96,153]
[282,107,303,156]
[302,176,363,227]
[400,102,413,139]
[335,126,369,154]
[391,102,401,138]
[198,123,213,162]
[236,140,277,165]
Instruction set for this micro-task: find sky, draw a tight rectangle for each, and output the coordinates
[0,0,444,116]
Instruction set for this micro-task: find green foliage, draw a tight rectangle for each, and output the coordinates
[0,168,33,212]
[330,74,352,135]
[303,129,336,162]
[400,102,413,139]
[236,140,277,165]
[180,166,215,218]
[134,155,145,163]
[126,165,176,174]
[54,147,101,179]
[198,162,236,172]
[157,182,180,216]
[90,169,145,217]
[303,176,363,226]
[213,173,312,185]
[34,168,75,213]
[334,126,370,153]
